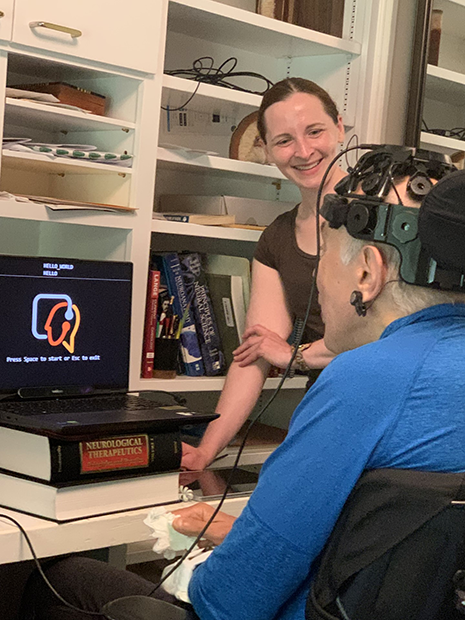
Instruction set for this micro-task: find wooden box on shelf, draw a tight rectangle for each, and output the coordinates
[10,82,107,115]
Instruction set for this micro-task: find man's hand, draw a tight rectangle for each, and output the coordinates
[171,503,236,546]
[181,442,213,471]
[233,324,293,369]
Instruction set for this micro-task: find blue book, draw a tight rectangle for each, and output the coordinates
[152,254,204,377]
[179,253,225,376]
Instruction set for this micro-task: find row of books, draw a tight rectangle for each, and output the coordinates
[141,252,250,379]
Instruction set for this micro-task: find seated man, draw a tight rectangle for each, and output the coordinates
[20,147,465,620]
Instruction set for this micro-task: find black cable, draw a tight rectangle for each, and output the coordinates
[388,170,403,205]
[161,81,202,112]
[161,56,274,112]
[344,133,359,171]
[0,513,103,617]
[423,125,465,141]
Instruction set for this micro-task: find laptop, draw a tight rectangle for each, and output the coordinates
[0,254,218,440]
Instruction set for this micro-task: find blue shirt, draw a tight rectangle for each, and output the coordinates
[189,304,465,620]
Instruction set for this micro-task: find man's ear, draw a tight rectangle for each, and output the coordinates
[356,245,387,302]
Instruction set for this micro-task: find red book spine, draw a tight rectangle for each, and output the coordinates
[141,269,161,378]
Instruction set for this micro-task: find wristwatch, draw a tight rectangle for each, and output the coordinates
[294,343,312,372]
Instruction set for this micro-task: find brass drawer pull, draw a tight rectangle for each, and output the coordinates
[29,21,82,38]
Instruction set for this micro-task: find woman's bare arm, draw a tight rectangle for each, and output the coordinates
[181,259,293,470]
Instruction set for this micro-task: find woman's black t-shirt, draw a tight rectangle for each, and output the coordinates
[254,205,324,343]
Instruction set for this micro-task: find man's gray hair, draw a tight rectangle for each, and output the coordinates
[340,235,465,314]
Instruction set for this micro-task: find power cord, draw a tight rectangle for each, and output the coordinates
[162,56,274,111]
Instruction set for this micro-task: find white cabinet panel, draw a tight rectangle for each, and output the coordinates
[0,0,13,42]
[12,0,160,73]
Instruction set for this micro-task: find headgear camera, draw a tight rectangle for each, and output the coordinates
[320,145,465,291]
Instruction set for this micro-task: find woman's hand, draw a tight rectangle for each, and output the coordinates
[233,324,293,369]
[171,503,236,546]
[181,443,214,471]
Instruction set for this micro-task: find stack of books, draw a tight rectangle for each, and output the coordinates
[0,425,182,521]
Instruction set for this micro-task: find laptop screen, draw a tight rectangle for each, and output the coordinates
[0,255,133,394]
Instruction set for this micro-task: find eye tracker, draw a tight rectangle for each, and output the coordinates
[320,145,465,291]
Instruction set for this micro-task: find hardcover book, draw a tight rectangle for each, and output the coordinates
[205,272,246,367]
[141,269,161,378]
[0,426,182,483]
[0,468,180,522]
[152,254,204,376]
[179,253,225,376]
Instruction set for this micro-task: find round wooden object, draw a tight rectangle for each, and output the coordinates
[229,111,268,164]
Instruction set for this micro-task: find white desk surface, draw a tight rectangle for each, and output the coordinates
[0,496,248,566]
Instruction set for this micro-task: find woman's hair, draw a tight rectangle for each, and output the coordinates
[257,77,340,143]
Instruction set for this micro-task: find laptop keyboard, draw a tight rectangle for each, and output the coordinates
[0,395,165,416]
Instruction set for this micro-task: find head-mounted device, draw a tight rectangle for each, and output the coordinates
[321,145,464,291]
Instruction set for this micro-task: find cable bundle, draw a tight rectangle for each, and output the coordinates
[422,119,465,141]
[163,57,274,111]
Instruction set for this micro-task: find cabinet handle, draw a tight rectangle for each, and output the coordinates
[29,21,82,38]
[0,11,4,18]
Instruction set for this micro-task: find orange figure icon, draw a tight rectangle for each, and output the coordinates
[44,302,81,353]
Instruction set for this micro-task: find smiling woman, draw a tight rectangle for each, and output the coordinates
[182,78,347,472]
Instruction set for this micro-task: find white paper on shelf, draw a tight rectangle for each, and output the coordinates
[0,191,32,203]
[2,137,32,146]
[2,144,55,159]
[5,87,60,103]
[32,101,93,113]
[159,142,219,156]
[44,204,126,213]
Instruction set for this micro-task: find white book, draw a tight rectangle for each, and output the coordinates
[0,469,180,522]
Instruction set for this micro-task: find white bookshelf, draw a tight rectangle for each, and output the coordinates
[2,150,134,176]
[152,218,262,242]
[422,2,465,156]
[426,65,465,103]
[137,374,309,392]
[420,131,465,155]
[157,147,286,180]
[0,1,414,397]
[162,74,261,115]
[444,0,465,7]
[4,98,136,133]
[168,0,361,58]
[0,198,137,229]
[150,0,416,392]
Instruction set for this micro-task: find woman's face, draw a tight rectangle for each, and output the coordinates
[263,92,344,191]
